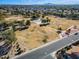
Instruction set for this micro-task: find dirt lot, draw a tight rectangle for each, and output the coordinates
[48,16,79,30]
[3,15,79,58]
[14,15,79,52]
[15,23,58,51]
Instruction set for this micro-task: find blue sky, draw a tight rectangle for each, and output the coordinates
[0,0,79,5]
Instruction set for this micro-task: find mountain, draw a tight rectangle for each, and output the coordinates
[44,3,55,5]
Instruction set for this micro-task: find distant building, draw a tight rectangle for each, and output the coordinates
[32,18,50,26]
[32,18,42,24]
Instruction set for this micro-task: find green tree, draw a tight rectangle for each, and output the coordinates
[2,28,17,44]
[26,20,31,25]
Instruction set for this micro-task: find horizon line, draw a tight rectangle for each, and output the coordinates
[0,3,79,5]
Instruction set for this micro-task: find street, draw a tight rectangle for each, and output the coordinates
[13,32,79,59]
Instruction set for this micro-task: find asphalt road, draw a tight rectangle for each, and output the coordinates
[42,54,54,59]
[13,32,79,59]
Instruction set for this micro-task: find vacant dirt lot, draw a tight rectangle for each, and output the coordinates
[2,15,79,58]
[14,15,79,52]
[15,23,58,51]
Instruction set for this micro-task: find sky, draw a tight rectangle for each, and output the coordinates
[0,0,79,5]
